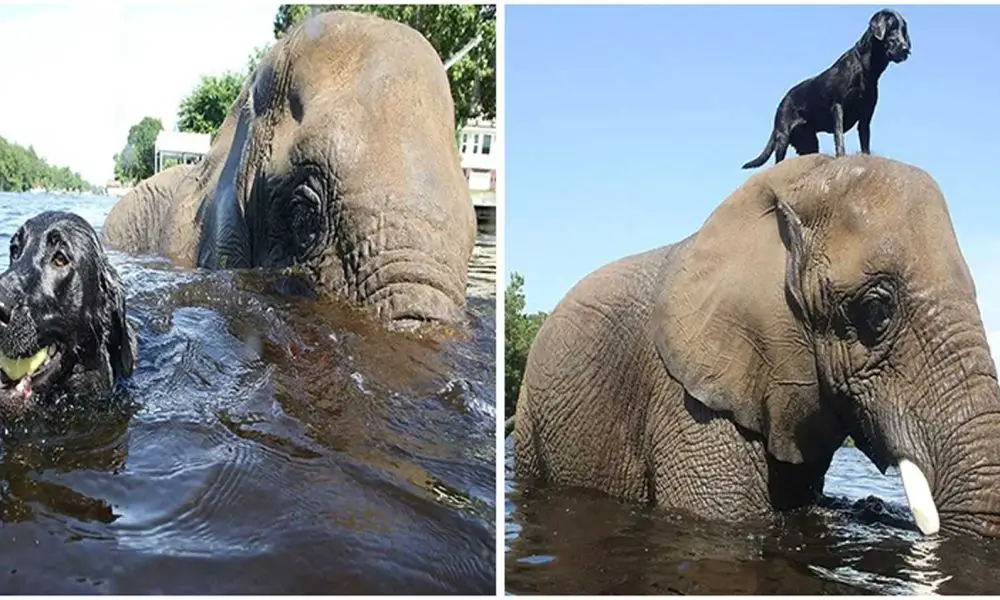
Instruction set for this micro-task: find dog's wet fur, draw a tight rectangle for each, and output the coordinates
[0,212,136,420]
[742,9,911,169]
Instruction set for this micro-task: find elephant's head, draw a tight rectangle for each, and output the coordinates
[105,11,476,329]
[654,154,1000,537]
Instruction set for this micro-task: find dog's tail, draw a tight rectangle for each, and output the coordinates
[741,129,776,169]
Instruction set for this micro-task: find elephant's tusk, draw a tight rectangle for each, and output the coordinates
[899,458,940,535]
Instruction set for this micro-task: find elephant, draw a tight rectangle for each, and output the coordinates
[514,154,1000,538]
[103,10,476,329]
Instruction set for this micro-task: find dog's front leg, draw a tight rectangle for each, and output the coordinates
[858,115,872,154]
[833,103,846,157]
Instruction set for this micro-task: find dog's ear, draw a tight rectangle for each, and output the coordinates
[869,10,889,40]
[98,254,137,379]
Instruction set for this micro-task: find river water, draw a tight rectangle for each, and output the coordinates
[0,192,496,594]
[506,436,1000,595]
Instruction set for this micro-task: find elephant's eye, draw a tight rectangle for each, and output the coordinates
[864,297,891,333]
[854,285,895,345]
[9,242,20,262]
[289,183,324,259]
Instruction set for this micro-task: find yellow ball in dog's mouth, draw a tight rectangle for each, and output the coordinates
[0,347,51,382]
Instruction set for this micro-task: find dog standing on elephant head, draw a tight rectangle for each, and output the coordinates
[514,154,1000,539]
[741,9,911,169]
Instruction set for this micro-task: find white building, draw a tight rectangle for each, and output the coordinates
[154,131,211,174]
[458,118,497,192]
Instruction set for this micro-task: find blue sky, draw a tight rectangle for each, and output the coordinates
[505,4,1000,353]
[0,2,278,184]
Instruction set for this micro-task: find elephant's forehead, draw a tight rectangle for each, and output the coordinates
[818,159,948,238]
[817,159,970,290]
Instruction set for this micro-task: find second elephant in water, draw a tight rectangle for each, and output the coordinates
[515,154,1000,538]
[103,11,476,329]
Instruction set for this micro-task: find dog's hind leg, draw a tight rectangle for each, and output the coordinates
[832,103,846,157]
[790,127,820,157]
[773,131,791,165]
[771,113,802,165]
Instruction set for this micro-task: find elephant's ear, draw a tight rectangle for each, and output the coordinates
[652,156,841,465]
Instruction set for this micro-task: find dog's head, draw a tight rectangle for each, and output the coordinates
[869,9,911,63]
[0,212,136,418]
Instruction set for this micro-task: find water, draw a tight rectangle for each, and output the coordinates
[505,437,1000,594]
[0,192,496,593]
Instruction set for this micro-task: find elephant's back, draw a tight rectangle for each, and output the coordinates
[513,243,679,493]
[552,244,678,316]
[103,164,204,265]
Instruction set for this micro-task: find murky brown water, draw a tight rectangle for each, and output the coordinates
[506,436,1000,595]
[0,193,496,594]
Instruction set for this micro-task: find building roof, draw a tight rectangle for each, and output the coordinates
[463,117,496,130]
[155,131,211,155]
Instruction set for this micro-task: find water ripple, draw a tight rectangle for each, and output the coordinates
[0,192,496,593]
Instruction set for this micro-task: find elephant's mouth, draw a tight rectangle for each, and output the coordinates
[364,273,467,329]
[379,292,466,332]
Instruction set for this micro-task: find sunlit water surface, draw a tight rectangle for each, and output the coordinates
[0,192,496,593]
[506,428,1000,594]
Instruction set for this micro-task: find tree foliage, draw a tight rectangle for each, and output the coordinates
[113,117,163,185]
[273,4,314,37]
[247,44,271,75]
[273,4,496,128]
[0,136,91,193]
[175,47,271,141]
[505,273,548,418]
[177,73,245,136]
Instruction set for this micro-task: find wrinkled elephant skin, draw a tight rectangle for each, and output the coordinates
[103,11,476,329]
[515,154,1000,538]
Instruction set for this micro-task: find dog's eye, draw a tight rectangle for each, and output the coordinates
[51,251,69,268]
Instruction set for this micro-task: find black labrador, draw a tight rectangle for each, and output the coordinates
[0,212,136,418]
[741,9,911,169]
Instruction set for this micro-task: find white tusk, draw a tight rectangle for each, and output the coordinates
[899,458,940,535]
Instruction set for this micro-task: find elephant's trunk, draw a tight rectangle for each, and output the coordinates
[869,294,1000,538]
[929,405,1000,538]
[357,248,469,326]
[884,362,1000,538]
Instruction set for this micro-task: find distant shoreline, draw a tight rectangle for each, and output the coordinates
[104,185,133,198]
[0,187,132,198]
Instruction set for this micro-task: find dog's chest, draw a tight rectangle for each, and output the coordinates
[836,72,876,125]
[839,69,873,102]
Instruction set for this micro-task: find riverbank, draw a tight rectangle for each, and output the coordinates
[0,135,94,194]
[468,226,496,299]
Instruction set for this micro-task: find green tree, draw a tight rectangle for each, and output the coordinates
[175,47,271,140]
[177,73,244,137]
[247,44,271,74]
[0,135,91,193]
[113,116,163,185]
[273,4,496,128]
[504,272,548,421]
[273,4,314,38]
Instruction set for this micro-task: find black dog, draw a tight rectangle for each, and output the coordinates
[742,9,911,169]
[0,212,136,418]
